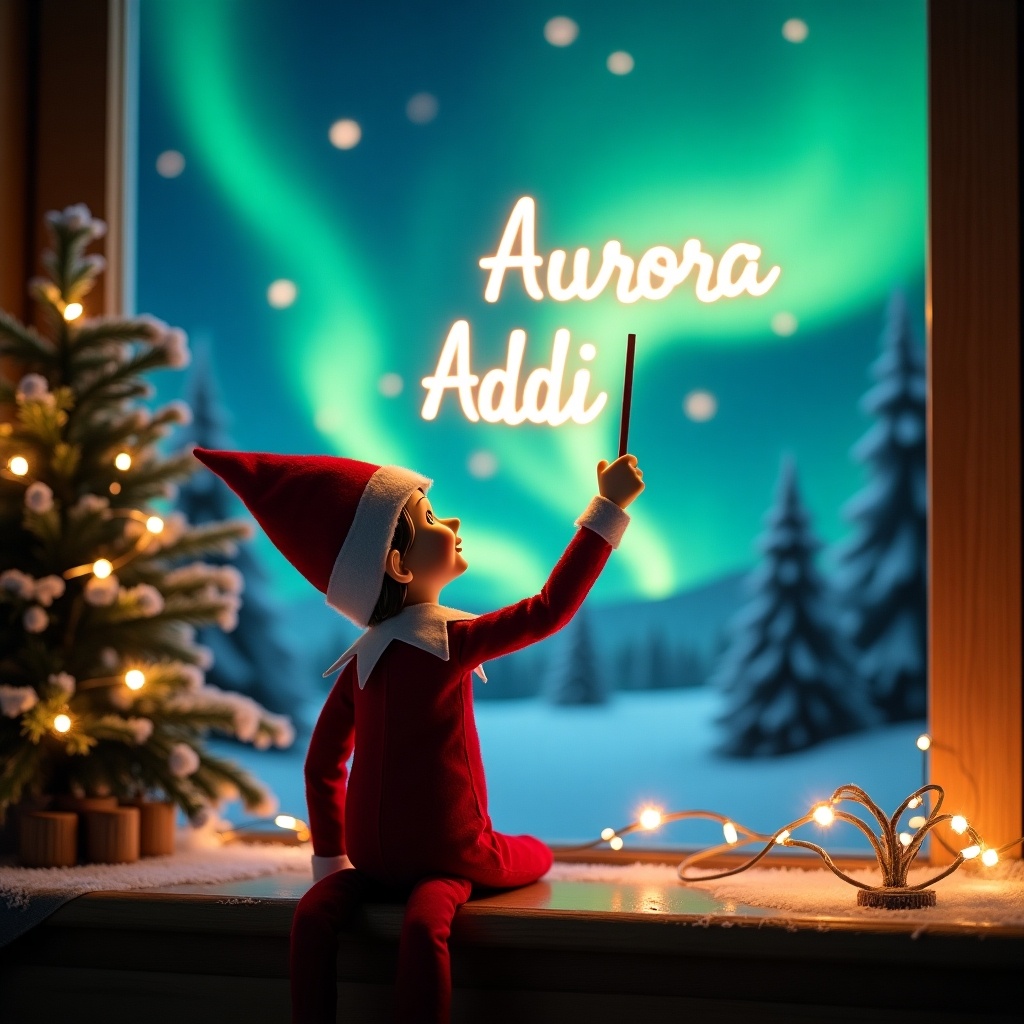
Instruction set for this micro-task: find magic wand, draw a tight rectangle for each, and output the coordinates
[618,333,636,458]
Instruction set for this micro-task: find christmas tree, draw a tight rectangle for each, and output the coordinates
[0,205,291,828]
[833,292,928,723]
[173,341,302,721]
[711,455,872,756]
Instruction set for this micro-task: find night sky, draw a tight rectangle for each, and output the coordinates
[135,0,927,612]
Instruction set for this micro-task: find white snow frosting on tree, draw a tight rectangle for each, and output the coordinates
[831,291,928,723]
[711,455,875,757]
[0,205,288,826]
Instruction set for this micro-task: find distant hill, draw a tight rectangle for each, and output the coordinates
[586,568,749,663]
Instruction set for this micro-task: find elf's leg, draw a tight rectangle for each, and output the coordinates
[291,867,386,1024]
[394,874,473,1024]
[475,831,553,889]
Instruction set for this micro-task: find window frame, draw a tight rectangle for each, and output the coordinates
[2,0,1019,863]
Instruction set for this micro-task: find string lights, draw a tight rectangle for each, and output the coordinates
[62,507,165,580]
[4,454,30,479]
[566,736,1024,910]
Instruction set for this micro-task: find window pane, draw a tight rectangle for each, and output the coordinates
[134,0,928,852]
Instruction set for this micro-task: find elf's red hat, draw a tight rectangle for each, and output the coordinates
[192,447,431,628]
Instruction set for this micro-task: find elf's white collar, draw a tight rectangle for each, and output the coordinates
[322,602,488,689]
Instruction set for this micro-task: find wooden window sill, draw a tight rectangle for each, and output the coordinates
[1,849,1021,1023]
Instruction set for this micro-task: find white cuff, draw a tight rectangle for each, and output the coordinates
[312,853,350,882]
[575,495,629,549]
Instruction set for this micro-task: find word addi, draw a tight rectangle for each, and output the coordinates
[479,195,781,305]
[421,320,606,426]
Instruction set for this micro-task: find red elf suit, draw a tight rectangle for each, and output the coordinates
[193,448,630,1024]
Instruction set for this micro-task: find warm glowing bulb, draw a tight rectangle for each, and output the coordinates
[981,848,999,867]
[639,808,662,830]
[899,832,912,846]
[961,844,981,860]
[600,827,615,842]
[8,456,28,476]
[951,815,968,835]
[124,669,145,690]
[812,804,834,827]
[908,815,927,828]
[609,836,624,851]
[53,713,71,733]
[775,830,791,846]
[722,821,739,845]
[146,516,164,533]
[275,815,298,830]
[63,302,83,321]
[115,452,132,470]
[93,559,113,579]
[916,734,931,751]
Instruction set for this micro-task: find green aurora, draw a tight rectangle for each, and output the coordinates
[138,0,926,608]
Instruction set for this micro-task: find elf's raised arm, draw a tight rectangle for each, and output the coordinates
[451,455,643,670]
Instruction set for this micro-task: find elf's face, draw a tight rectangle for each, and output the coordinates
[399,490,467,603]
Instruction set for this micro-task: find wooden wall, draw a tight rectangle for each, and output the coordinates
[928,0,1022,859]
[0,0,126,325]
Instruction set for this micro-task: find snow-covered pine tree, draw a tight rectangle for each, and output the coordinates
[0,205,291,826]
[173,340,302,724]
[833,291,928,723]
[711,455,871,756]
[548,608,607,705]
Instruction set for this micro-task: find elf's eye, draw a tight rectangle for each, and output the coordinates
[425,510,435,524]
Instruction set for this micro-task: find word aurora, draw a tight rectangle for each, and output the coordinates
[419,196,780,426]
[479,196,781,304]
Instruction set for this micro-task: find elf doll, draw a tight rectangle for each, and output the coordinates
[193,446,644,1024]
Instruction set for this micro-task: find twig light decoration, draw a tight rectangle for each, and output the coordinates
[568,755,1023,910]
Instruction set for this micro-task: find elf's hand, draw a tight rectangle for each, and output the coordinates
[597,454,644,509]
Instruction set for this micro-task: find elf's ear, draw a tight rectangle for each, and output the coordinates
[384,547,414,585]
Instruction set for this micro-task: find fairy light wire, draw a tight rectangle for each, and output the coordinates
[63,508,164,579]
[566,781,1023,903]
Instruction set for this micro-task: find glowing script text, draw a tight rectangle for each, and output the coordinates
[420,196,780,426]
[421,320,606,426]
[479,196,781,304]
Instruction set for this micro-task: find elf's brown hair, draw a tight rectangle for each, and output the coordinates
[368,505,414,625]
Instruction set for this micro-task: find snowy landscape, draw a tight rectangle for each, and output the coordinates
[211,688,928,857]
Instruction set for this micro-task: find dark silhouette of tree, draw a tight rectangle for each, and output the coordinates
[174,341,301,719]
[833,291,928,723]
[711,455,872,756]
[674,644,706,689]
[548,608,607,705]
[614,640,640,691]
[645,630,673,689]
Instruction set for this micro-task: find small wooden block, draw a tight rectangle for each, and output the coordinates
[120,798,176,856]
[857,888,937,910]
[18,811,78,868]
[85,806,140,864]
[51,795,118,862]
